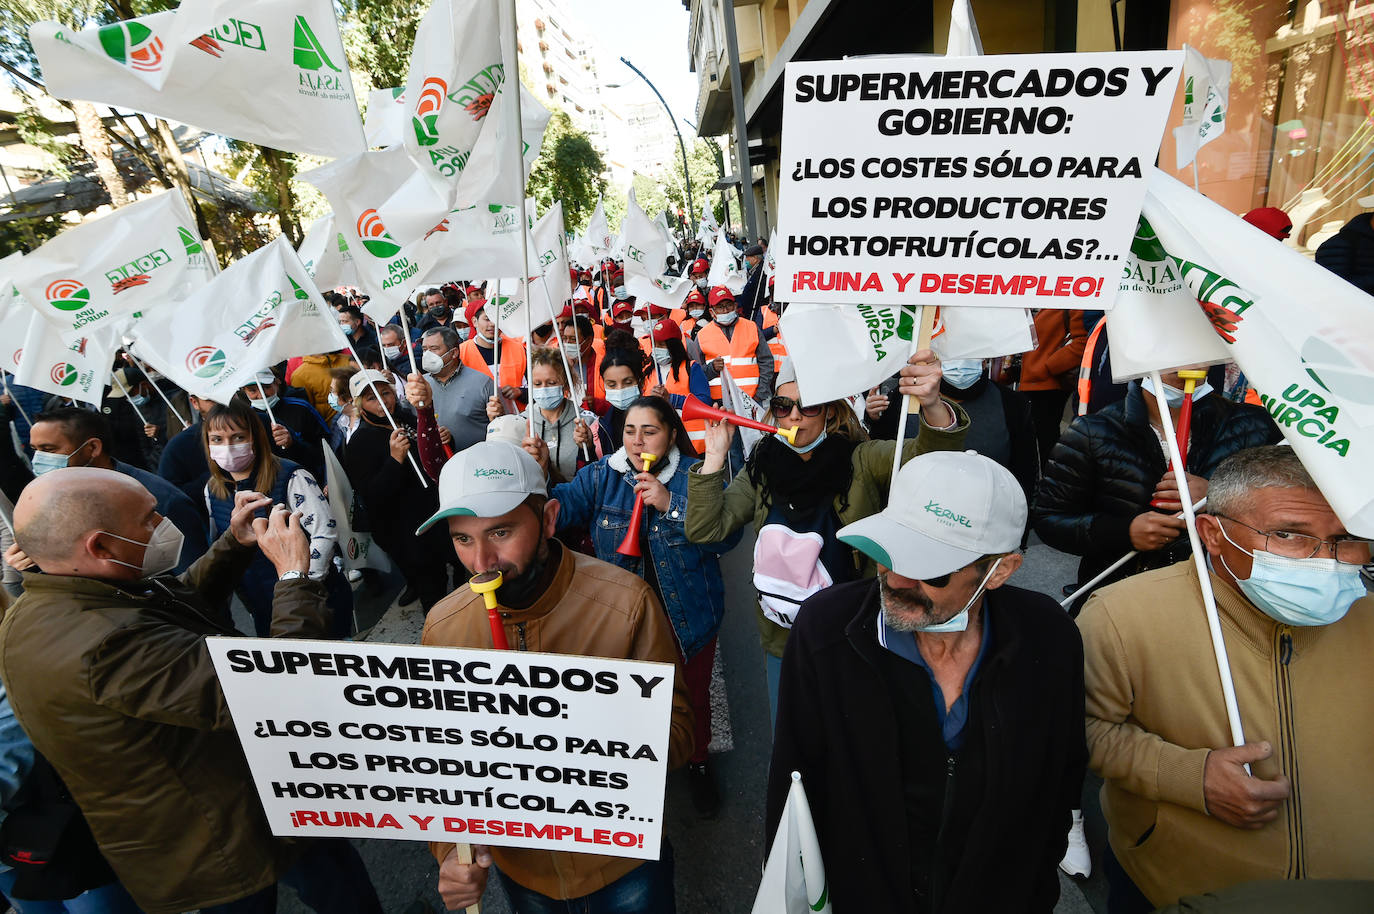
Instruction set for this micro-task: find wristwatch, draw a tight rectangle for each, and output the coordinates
[278,570,306,582]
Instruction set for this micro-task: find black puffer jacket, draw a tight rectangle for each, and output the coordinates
[1315,213,1374,295]
[1032,383,1279,592]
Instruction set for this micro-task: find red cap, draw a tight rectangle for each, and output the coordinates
[650,318,681,344]
[708,285,735,308]
[647,302,669,316]
[690,258,709,274]
[579,269,593,281]
[464,298,486,327]
[684,288,706,307]
[612,299,634,317]
[1243,206,1292,239]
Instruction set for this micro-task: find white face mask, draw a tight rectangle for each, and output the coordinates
[605,387,638,410]
[248,394,279,411]
[1141,375,1213,407]
[562,342,583,360]
[688,308,706,320]
[209,441,255,473]
[532,386,565,409]
[651,347,672,365]
[99,516,184,577]
[714,310,738,326]
[421,349,447,374]
[382,344,402,361]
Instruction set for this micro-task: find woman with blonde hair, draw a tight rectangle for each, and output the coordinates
[485,347,611,483]
[201,394,352,638]
[685,351,968,720]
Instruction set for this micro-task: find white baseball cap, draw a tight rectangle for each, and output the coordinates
[837,451,1025,579]
[485,414,527,447]
[416,440,547,533]
[348,369,392,400]
[250,370,276,386]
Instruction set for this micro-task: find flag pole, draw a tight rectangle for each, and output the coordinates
[254,379,281,432]
[111,372,150,427]
[1,373,32,429]
[1148,369,1246,754]
[397,305,424,405]
[341,336,429,489]
[127,353,190,428]
[503,0,533,439]
[889,305,937,494]
[1191,160,1201,193]
[1060,495,1208,609]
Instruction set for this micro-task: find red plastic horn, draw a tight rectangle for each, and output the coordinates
[680,395,797,444]
[1151,370,1208,509]
[616,452,658,557]
[468,571,509,650]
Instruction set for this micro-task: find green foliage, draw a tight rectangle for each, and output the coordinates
[338,0,423,90]
[526,110,607,233]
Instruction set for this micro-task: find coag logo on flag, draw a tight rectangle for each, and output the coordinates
[357,210,401,258]
[98,21,163,72]
[412,77,448,146]
[186,346,228,379]
[454,65,503,121]
[46,279,89,312]
[293,16,340,72]
[50,362,77,387]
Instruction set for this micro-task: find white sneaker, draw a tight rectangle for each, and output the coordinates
[1059,809,1091,878]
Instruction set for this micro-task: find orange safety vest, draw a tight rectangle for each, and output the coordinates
[660,360,705,452]
[697,318,761,399]
[1076,319,1108,417]
[761,307,788,363]
[568,340,604,402]
[459,337,526,392]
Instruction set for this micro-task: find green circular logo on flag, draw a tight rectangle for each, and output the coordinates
[45,279,90,312]
[50,363,77,387]
[357,210,401,258]
[98,21,164,73]
[186,346,227,379]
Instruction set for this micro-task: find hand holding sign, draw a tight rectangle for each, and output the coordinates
[439,844,491,911]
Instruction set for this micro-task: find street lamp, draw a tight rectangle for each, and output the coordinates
[610,58,697,234]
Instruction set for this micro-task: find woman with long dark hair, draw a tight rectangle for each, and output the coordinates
[201,394,352,638]
[686,352,968,720]
[527,396,740,816]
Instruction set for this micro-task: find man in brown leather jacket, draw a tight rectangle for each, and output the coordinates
[418,440,693,913]
[0,467,383,914]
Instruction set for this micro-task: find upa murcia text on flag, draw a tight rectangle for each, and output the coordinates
[207,639,675,859]
[775,51,1183,308]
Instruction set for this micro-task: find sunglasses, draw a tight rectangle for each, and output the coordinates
[770,396,823,418]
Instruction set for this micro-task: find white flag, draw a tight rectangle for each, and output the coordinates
[131,236,346,403]
[697,201,719,245]
[708,230,747,294]
[622,188,669,279]
[946,0,984,56]
[454,82,551,210]
[32,1,365,157]
[1139,167,1374,535]
[418,204,533,293]
[930,306,1036,361]
[720,367,767,456]
[626,273,693,310]
[1173,44,1231,168]
[780,302,921,403]
[13,317,117,407]
[297,213,359,293]
[751,772,831,914]
[364,86,407,148]
[12,192,213,337]
[33,14,178,91]
[764,229,778,284]
[529,202,571,321]
[586,198,611,253]
[321,443,385,572]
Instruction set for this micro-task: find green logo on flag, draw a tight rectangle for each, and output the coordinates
[45,279,89,312]
[178,226,203,256]
[186,346,227,379]
[50,363,78,387]
[357,210,401,259]
[288,276,311,300]
[1130,217,1170,262]
[412,77,448,147]
[293,16,340,72]
[98,21,164,73]
[336,232,350,254]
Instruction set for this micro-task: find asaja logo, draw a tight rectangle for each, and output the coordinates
[186,346,227,379]
[412,77,448,147]
[178,226,204,256]
[98,21,164,73]
[293,16,340,72]
[288,276,311,301]
[357,210,401,259]
[50,363,78,387]
[46,279,89,312]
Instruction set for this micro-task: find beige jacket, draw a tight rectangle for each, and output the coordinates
[422,543,693,901]
[1079,561,1374,906]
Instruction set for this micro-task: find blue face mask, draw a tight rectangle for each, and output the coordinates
[31,439,94,476]
[605,387,638,410]
[1140,376,1213,408]
[911,559,1002,633]
[941,359,984,390]
[782,428,826,454]
[1218,525,1367,627]
[532,386,565,410]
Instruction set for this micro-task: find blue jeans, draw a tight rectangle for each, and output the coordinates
[498,842,675,914]
[200,839,382,914]
[0,870,141,914]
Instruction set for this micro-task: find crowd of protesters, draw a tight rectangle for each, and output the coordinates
[0,219,1370,914]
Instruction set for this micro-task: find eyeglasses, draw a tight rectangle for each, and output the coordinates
[769,396,823,419]
[1216,515,1373,565]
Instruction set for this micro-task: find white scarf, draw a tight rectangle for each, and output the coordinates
[608,445,680,485]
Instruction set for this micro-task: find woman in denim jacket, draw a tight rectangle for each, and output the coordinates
[530,395,741,817]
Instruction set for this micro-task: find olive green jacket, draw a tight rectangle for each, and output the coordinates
[0,533,329,914]
[685,404,969,656]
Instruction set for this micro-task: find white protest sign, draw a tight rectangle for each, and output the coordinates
[208,639,674,857]
[774,52,1182,308]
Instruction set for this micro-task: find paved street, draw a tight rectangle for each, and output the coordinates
[259,532,1112,913]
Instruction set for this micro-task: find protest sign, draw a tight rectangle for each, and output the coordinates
[774,51,1182,307]
[207,638,675,858]
[12,191,213,336]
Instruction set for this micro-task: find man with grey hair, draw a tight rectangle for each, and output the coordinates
[0,467,384,913]
[1080,445,1374,912]
[766,451,1086,912]
[413,325,492,454]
